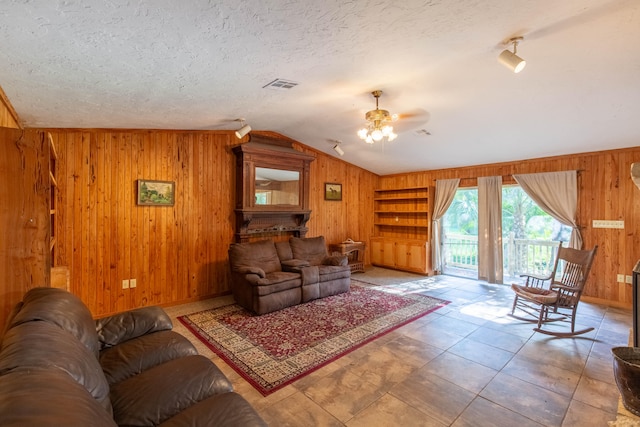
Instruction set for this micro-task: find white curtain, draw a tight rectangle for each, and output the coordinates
[478,176,503,284]
[431,179,460,273]
[513,171,582,249]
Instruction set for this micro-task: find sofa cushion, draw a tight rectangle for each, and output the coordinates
[96,306,173,350]
[110,354,233,426]
[160,392,267,427]
[254,272,302,296]
[289,236,328,266]
[317,265,351,280]
[0,321,112,413]
[229,240,282,274]
[100,330,198,385]
[0,367,117,427]
[7,287,100,357]
[274,240,293,261]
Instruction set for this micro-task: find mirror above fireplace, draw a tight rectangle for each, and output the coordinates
[254,167,300,206]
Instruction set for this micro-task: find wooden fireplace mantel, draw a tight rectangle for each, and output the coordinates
[232,134,315,243]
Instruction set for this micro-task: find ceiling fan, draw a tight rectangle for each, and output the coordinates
[357,90,430,144]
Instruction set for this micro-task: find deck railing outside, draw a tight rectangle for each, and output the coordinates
[443,233,561,277]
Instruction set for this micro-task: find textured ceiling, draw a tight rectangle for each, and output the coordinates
[0,0,639,175]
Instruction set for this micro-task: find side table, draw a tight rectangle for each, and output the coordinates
[329,241,366,273]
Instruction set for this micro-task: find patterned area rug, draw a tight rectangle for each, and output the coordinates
[178,282,449,396]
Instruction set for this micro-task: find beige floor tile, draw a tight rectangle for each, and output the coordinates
[501,354,581,397]
[300,368,386,422]
[452,397,544,427]
[421,352,498,394]
[346,345,421,390]
[259,391,344,427]
[480,372,571,426]
[467,326,528,353]
[382,334,444,369]
[572,376,619,414]
[583,353,616,385]
[447,337,514,370]
[347,393,445,427]
[403,322,465,350]
[561,399,617,427]
[390,367,476,425]
[516,340,588,374]
[427,315,480,337]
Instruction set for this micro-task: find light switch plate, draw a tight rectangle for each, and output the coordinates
[592,220,624,229]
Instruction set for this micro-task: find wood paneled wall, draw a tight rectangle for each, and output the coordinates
[0,86,21,129]
[378,147,640,307]
[0,129,50,332]
[45,129,377,318]
[2,122,636,324]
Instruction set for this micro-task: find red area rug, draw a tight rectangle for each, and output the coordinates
[178,283,449,396]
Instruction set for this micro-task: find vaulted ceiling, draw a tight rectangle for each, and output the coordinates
[0,0,638,175]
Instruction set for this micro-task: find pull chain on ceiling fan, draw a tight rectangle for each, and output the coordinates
[357,90,398,144]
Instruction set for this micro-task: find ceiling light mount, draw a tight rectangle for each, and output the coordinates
[357,90,398,144]
[235,118,251,139]
[333,140,344,156]
[498,36,526,73]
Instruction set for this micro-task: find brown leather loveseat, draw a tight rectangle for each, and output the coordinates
[228,236,351,315]
[0,287,266,427]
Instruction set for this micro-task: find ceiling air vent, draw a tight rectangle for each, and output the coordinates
[263,79,299,90]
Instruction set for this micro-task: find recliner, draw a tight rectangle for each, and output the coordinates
[228,236,351,315]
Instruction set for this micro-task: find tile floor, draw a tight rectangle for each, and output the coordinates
[165,268,632,426]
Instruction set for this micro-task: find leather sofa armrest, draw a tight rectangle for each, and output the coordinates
[236,266,266,278]
[96,306,173,350]
[323,255,348,266]
[281,259,311,272]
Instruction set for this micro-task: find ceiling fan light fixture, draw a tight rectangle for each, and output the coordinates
[333,142,344,156]
[357,90,398,144]
[498,37,526,73]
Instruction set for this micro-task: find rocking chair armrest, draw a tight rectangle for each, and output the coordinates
[519,272,552,288]
[550,283,579,293]
[519,272,552,281]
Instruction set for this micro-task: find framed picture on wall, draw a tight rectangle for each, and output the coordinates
[137,179,175,206]
[324,182,342,201]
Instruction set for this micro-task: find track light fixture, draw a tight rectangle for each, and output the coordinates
[498,37,526,73]
[235,118,251,139]
[333,141,344,156]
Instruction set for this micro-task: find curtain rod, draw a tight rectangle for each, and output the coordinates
[433,170,584,182]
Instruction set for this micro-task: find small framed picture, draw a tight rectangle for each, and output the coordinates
[137,179,175,206]
[324,182,342,201]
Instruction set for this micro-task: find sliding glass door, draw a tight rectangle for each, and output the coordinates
[441,185,570,281]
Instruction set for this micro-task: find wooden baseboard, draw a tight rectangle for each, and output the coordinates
[581,295,631,310]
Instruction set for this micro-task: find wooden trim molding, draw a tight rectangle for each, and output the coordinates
[0,85,22,129]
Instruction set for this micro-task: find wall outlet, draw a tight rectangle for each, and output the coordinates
[122,279,129,289]
[617,274,625,283]
[626,275,633,284]
[130,279,137,288]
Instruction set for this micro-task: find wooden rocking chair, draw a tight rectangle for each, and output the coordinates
[510,245,598,337]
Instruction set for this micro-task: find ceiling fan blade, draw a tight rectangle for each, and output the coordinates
[393,109,431,133]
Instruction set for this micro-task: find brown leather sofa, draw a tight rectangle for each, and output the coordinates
[0,287,266,427]
[228,236,351,315]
